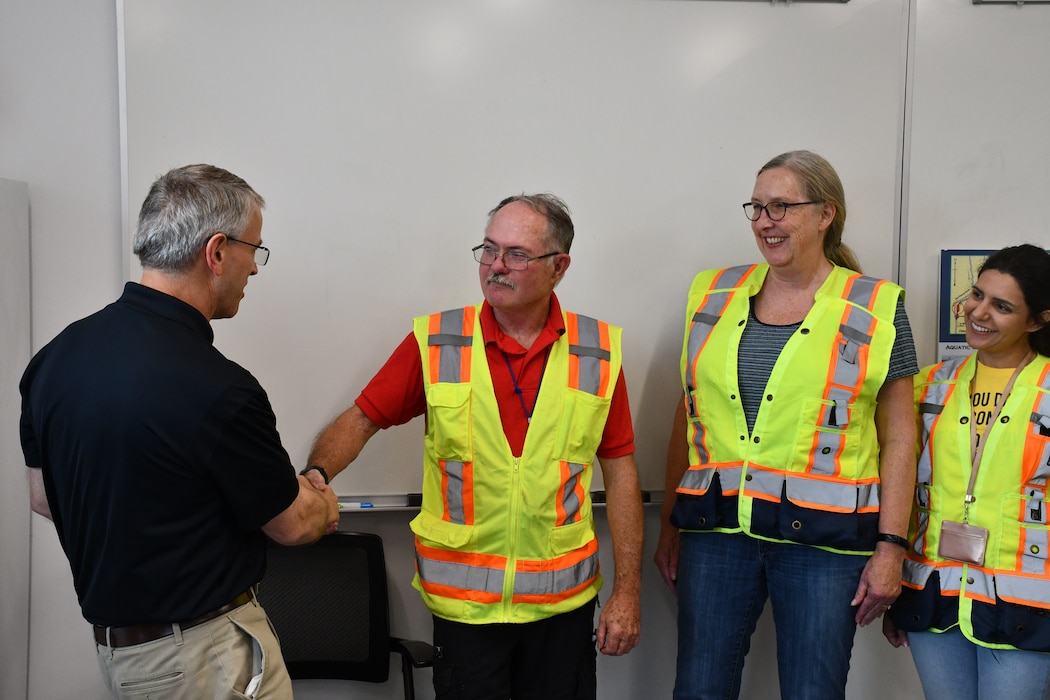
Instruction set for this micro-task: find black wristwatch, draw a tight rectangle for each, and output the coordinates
[875,532,909,549]
[300,465,330,485]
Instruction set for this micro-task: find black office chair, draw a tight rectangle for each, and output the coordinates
[258,532,435,700]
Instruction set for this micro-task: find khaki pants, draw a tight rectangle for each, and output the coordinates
[96,594,293,699]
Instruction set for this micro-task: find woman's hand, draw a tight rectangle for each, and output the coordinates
[882,611,909,648]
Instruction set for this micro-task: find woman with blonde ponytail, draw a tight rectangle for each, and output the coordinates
[655,150,918,699]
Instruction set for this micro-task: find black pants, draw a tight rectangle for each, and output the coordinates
[432,598,598,700]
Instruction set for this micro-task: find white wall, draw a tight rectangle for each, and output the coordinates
[0,178,31,700]
[904,0,1050,368]
[1,1,122,698]
[5,0,1050,698]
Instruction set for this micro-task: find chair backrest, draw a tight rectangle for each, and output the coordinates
[258,531,392,683]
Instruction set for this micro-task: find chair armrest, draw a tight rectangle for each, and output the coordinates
[391,637,436,668]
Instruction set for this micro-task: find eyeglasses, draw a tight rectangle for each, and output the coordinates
[227,237,270,265]
[472,244,558,271]
[742,201,822,222]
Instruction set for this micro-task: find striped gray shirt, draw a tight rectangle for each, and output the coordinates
[737,298,917,433]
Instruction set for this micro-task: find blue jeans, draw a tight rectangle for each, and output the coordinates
[909,627,1050,700]
[674,531,866,700]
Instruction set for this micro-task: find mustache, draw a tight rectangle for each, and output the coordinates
[486,273,516,290]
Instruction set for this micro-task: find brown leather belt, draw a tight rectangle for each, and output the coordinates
[93,590,253,648]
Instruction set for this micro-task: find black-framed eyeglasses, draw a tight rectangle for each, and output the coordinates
[472,244,558,271]
[227,237,270,265]
[742,201,822,222]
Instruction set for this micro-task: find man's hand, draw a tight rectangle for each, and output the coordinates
[298,474,340,535]
[596,588,641,656]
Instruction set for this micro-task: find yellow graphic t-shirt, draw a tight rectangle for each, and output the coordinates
[969,360,1014,446]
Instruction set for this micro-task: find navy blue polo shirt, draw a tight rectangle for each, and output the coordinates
[20,282,299,627]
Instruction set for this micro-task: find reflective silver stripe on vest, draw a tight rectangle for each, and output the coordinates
[561,462,586,524]
[1021,525,1050,574]
[913,483,932,553]
[902,559,964,594]
[748,471,879,511]
[443,460,467,525]
[1031,372,1050,481]
[415,552,505,595]
[965,568,995,601]
[684,266,755,466]
[996,571,1050,606]
[569,314,609,396]
[808,276,884,475]
[428,308,470,383]
[916,359,966,484]
[512,549,600,597]
[677,464,742,495]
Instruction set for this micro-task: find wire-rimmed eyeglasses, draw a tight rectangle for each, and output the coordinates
[472,244,558,271]
[742,201,822,222]
[227,237,270,265]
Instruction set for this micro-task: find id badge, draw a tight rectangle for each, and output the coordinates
[937,520,988,566]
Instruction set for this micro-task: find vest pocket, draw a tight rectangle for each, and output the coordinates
[549,518,594,555]
[751,481,878,550]
[555,390,610,463]
[427,384,473,461]
[410,510,475,549]
[671,473,738,531]
[790,398,864,477]
[971,596,1050,652]
[890,572,958,632]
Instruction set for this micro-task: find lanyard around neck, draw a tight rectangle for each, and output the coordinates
[503,347,551,424]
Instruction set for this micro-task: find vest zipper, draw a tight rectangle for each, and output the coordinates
[503,455,523,619]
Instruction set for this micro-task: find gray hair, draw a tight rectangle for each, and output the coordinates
[488,193,574,254]
[758,151,861,273]
[133,164,265,272]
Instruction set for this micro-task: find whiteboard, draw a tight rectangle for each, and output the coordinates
[122,0,910,495]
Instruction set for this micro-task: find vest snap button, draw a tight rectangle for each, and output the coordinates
[821,447,831,455]
[1032,545,1041,555]
[800,328,810,335]
[730,394,736,400]
[912,614,920,622]
[1017,625,1026,633]
[766,394,773,401]
[753,436,760,443]
[698,517,706,526]
[745,474,753,481]
[740,435,746,441]
[960,417,969,424]
[1001,416,1010,424]
[967,577,975,585]
[791,520,803,530]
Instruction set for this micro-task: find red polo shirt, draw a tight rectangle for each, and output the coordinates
[355,294,635,458]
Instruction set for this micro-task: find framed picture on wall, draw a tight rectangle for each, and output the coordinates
[938,249,994,361]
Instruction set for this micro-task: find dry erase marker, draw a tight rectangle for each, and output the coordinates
[339,501,374,510]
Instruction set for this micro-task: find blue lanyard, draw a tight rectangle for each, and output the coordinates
[503,347,551,423]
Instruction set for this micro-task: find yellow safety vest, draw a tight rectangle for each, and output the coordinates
[672,264,901,554]
[409,305,622,624]
[895,354,1050,651]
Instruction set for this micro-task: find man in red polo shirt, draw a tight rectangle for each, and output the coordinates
[305,193,643,700]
